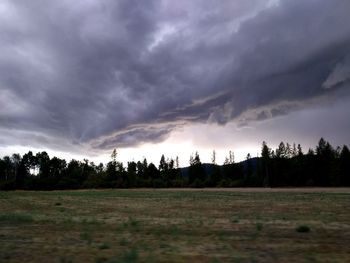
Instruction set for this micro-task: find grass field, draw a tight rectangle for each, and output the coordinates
[0,188,350,263]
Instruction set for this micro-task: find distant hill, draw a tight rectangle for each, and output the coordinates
[180,157,259,177]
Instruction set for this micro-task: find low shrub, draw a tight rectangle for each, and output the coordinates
[296,225,310,233]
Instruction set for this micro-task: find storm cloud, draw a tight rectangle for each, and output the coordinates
[1,0,350,153]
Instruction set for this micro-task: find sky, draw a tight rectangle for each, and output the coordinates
[1,0,350,166]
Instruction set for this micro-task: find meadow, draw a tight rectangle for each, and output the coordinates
[0,188,349,263]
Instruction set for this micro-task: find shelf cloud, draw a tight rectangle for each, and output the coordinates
[1,0,350,153]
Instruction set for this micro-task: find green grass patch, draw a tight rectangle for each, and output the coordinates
[119,237,128,246]
[80,231,93,244]
[0,212,34,223]
[121,249,139,263]
[98,243,110,250]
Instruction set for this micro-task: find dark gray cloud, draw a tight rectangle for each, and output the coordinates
[1,0,350,153]
[92,124,176,149]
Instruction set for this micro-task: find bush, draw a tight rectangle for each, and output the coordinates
[98,243,110,250]
[256,223,263,231]
[296,225,310,233]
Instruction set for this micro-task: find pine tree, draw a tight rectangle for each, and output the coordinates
[261,141,271,186]
[212,150,216,165]
[297,144,303,157]
[276,142,286,158]
[159,154,167,172]
[111,149,117,164]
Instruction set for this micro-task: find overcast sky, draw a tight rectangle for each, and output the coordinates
[1,0,350,165]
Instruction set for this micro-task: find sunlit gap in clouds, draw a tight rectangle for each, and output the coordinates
[0,124,259,168]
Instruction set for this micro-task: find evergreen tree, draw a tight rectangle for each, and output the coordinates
[1,138,349,190]
[276,142,286,158]
[159,154,167,172]
[315,138,336,186]
[210,150,221,186]
[188,152,205,187]
[175,156,179,169]
[211,150,216,165]
[339,145,350,186]
[261,141,271,186]
[111,149,117,164]
[292,143,298,157]
[245,153,253,185]
[297,144,303,157]
[229,150,234,164]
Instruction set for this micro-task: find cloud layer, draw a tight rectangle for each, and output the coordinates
[1,0,350,152]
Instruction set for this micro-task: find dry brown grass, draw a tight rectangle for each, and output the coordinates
[0,188,349,263]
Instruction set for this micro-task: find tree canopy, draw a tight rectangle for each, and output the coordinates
[0,138,349,190]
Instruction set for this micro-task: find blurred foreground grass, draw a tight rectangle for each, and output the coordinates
[0,189,349,263]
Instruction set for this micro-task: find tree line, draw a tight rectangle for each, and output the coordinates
[0,138,349,190]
